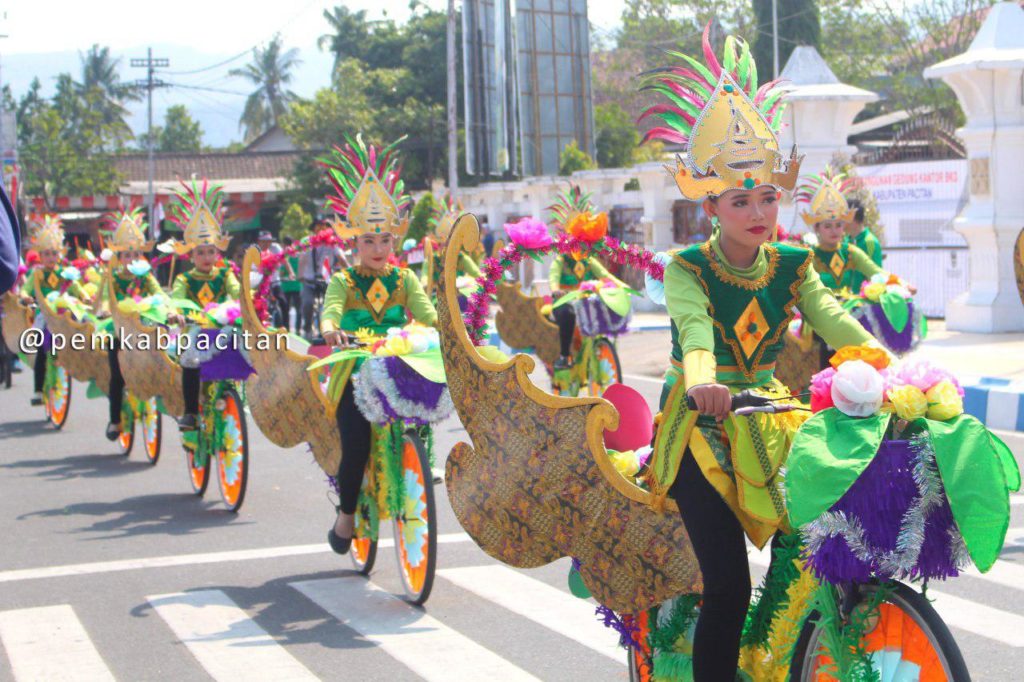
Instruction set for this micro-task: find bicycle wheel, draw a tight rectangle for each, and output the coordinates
[392,431,437,605]
[790,581,970,681]
[588,337,623,396]
[117,404,135,457]
[141,397,162,465]
[350,511,379,575]
[46,361,72,429]
[216,387,249,513]
[183,427,210,497]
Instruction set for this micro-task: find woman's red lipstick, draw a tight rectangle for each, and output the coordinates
[747,225,768,235]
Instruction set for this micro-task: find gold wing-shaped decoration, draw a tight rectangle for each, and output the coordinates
[440,214,699,614]
[1014,226,1024,309]
[2,292,36,361]
[494,281,560,367]
[239,247,341,476]
[774,331,821,397]
[109,271,184,417]
[33,277,111,395]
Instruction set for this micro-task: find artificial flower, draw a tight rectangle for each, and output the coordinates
[830,360,884,417]
[540,303,553,317]
[885,283,912,299]
[565,211,609,243]
[862,282,885,302]
[127,259,152,277]
[644,252,672,305]
[926,380,964,421]
[403,238,417,252]
[810,367,836,412]
[60,265,82,282]
[896,359,964,397]
[378,335,413,357]
[887,384,928,421]
[100,248,113,262]
[830,345,891,371]
[870,273,889,286]
[609,449,642,479]
[505,217,552,250]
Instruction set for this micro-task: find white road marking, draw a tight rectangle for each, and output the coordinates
[1011,494,1024,507]
[147,590,317,681]
[623,373,663,385]
[291,577,540,682]
[0,533,472,584]
[0,604,115,681]
[438,564,626,664]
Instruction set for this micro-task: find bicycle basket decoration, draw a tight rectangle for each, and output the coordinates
[846,273,927,356]
[554,279,635,337]
[308,323,453,427]
[178,300,255,382]
[787,347,1021,584]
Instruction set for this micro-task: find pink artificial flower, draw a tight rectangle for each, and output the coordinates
[896,359,965,397]
[579,281,598,292]
[810,367,836,412]
[505,217,553,250]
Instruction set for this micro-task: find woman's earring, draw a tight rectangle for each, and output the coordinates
[710,216,720,229]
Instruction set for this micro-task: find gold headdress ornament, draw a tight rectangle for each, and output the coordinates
[105,207,156,253]
[320,134,410,244]
[548,184,597,228]
[30,214,67,253]
[639,23,802,201]
[794,165,857,226]
[430,195,464,243]
[166,178,231,256]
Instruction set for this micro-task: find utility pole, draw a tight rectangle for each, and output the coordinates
[446,0,459,199]
[772,0,780,79]
[131,48,169,240]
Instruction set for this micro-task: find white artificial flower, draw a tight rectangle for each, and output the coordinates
[831,359,884,417]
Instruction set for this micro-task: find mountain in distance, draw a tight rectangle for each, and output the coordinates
[3,42,335,148]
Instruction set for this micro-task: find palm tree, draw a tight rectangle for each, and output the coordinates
[77,44,139,134]
[318,6,369,73]
[229,35,302,142]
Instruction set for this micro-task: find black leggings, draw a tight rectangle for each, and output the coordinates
[182,366,201,416]
[552,303,576,357]
[33,350,48,392]
[335,380,372,515]
[669,451,753,682]
[108,342,124,423]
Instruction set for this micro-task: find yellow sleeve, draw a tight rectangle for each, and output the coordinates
[459,252,481,278]
[797,265,878,350]
[404,269,438,327]
[224,270,240,299]
[320,271,348,334]
[664,260,717,389]
[170,274,189,300]
[67,280,90,302]
[548,257,563,293]
[144,274,163,296]
[93,274,112,315]
[848,245,884,279]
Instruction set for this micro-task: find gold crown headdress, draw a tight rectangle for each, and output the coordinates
[104,207,155,253]
[321,134,410,243]
[429,195,464,243]
[167,178,231,256]
[30,214,67,253]
[794,165,857,226]
[639,23,802,201]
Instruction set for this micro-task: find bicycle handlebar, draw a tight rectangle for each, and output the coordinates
[685,390,802,416]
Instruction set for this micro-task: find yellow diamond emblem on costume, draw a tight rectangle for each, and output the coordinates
[733,298,769,359]
[366,278,389,315]
[573,261,587,280]
[46,272,60,289]
[829,252,845,280]
[196,283,215,306]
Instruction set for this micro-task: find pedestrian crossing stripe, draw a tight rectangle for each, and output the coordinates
[0,604,115,681]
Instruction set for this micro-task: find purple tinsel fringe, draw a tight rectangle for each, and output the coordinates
[382,355,446,406]
[574,295,631,337]
[854,301,918,355]
[200,347,255,381]
[803,439,963,583]
[596,604,640,648]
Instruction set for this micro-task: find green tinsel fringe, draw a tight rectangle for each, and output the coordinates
[652,652,694,682]
[741,533,803,648]
[810,583,887,682]
[648,594,701,653]
[382,421,406,519]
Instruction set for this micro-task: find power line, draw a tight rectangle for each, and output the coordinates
[165,82,249,96]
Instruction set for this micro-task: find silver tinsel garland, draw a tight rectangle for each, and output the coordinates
[352,356,454,426]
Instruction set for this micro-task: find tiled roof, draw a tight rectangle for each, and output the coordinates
[112,150,308,183]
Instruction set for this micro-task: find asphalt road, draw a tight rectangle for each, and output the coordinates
[1,352,1022,681]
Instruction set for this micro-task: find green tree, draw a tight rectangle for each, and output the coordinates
[229,34,302,142]
[594,102,639,168]
[752,0,821,83]
[279,202,313,240]
[558,140,596,176]
[406,193,437,245]
[77,44,139,141]
[159,105,203,152]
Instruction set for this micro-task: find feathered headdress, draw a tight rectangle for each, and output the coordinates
[548,184,596,228]
[639,23,802,200]
[429,194,464,243]
[321,134,410,242]
[166,178,230,256]
[795,165,856,226]
[30,214,67,253]
[104,206,155,253]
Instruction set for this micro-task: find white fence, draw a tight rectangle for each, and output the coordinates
[883,246,968,318]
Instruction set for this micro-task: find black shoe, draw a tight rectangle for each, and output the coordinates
[105,423,121,441]
[178,413,198,431]
[327,528,352,555]
[553,356,572,370]
[30,391,43,406]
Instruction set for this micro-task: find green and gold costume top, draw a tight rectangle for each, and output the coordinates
[811,242,882,291]
[20,267,88,301]
[170,265,240,308]
[844,228,883,292]
[422,246,480,294]
[548,254,612,292]
[96,266,162,315]
[321,264,437,336]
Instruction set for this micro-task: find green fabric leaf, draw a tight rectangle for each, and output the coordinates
[552,290,583,309]
[169,297,201,312]
[597,286,634,317]
[991,431,1021,492]
[924,415,1012,572]
[307,348,371,371]
[567,567,592,599]
[785,410,892,528]
[86,380,106,400]
[879,291,910,333]
[397,348,447,384]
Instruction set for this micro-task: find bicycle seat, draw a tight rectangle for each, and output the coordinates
[602,383,652,452]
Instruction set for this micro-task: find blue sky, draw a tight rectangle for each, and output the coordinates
[1,0,625,147]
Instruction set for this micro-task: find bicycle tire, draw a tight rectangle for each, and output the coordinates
[216,387,249,513]
[392,430,438,605]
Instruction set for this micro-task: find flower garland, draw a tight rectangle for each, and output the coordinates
[250,228,347,324]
